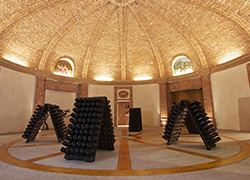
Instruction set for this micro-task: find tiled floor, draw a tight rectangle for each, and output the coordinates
[0,127,250,180]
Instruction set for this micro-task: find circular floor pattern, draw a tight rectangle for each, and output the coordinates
[1,128,250,176]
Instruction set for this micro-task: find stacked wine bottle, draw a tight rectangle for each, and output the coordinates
[61,97,115,162]
[98,99,115,150]
[22,104,67,143]
[183,100,221,150]
[162,103,186,145]
[162,100,221,150]
[22,104,49,143]
[48,104,67,142]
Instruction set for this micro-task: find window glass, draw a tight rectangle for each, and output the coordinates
[53,58,74,77]
[172,56,193,76]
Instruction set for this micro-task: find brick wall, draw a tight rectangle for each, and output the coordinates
[247,63,250,90]
[34,76,88,108]
[159,76,215,126]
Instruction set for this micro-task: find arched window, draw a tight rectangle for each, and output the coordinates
[172,56,193,76]
[53,57,74,77]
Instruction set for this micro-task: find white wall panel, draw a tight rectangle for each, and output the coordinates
[0,67,36,134]
[211,63,250,130]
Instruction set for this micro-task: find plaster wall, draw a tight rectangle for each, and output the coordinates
[44,90,76,128]
[0,66,36,134]
[133,84,160,127]
[211,62,250,130]
[88,84,160,127]
[238,97,250,131]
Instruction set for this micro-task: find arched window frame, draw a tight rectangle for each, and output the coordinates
[53,57,74,77]
[172,56,194,76]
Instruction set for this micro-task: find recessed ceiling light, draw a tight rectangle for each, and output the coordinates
[219,51,242,64]
[3,55,28,67]
[94,77,113,81]
[134,76,152,81]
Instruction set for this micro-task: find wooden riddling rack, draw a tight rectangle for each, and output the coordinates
[22,104,67,143]
[163,100,221,150]
[60,96,115,162]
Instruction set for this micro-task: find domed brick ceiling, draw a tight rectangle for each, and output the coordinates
[1,0,250,84]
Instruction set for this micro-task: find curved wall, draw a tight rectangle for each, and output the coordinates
[133,84,160,127]
[1,58,250,134]
[0,67,36,134]
[211,62,250,130]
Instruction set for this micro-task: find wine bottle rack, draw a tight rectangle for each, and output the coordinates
[48,104,67,142]
[162,103,186,144]
[184,112,200,134]
[61,97,115,162]
[182,100,221,150]
[22,104,67,143]
[162,100,221,150]
[22,104,49,143]
[97,99,115,150]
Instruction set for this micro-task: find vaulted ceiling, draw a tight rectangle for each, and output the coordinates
[1,0,250,83]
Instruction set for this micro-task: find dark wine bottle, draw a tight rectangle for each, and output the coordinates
[66,129,71,134]
[71,113,78,118]
[62,141,69,146]
[211,137,221,143]
[164,129,172,135]
[81,142,86,147]
[204,128,216,135]
[65,147,70,153]
[79,112,85,118]
[89,130,96,135]
[79,148,85,155]
[168,121,175,127]
[68,124,75,129]
[195,112,207,118]
[199,120,211,126]
[95,102,102,107]
[197,117,209,122]
[76,141,81,147]
[85,124,90,129]
[84,129,89,135]
[86,142,93,148]
[75,147,80,154]
[74,129,79,134]
[75,98,80,102]
[73,108,79,113]
[162,135,169,140]
[73,135,78,140]
[22,134,29,139]
[70,147,75,154]
[85,149,95,155]
[201,124,214,131]
[71,141,76,147]
[60,147,66,153]
[74,102,79,107]
[206,132,219,139]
